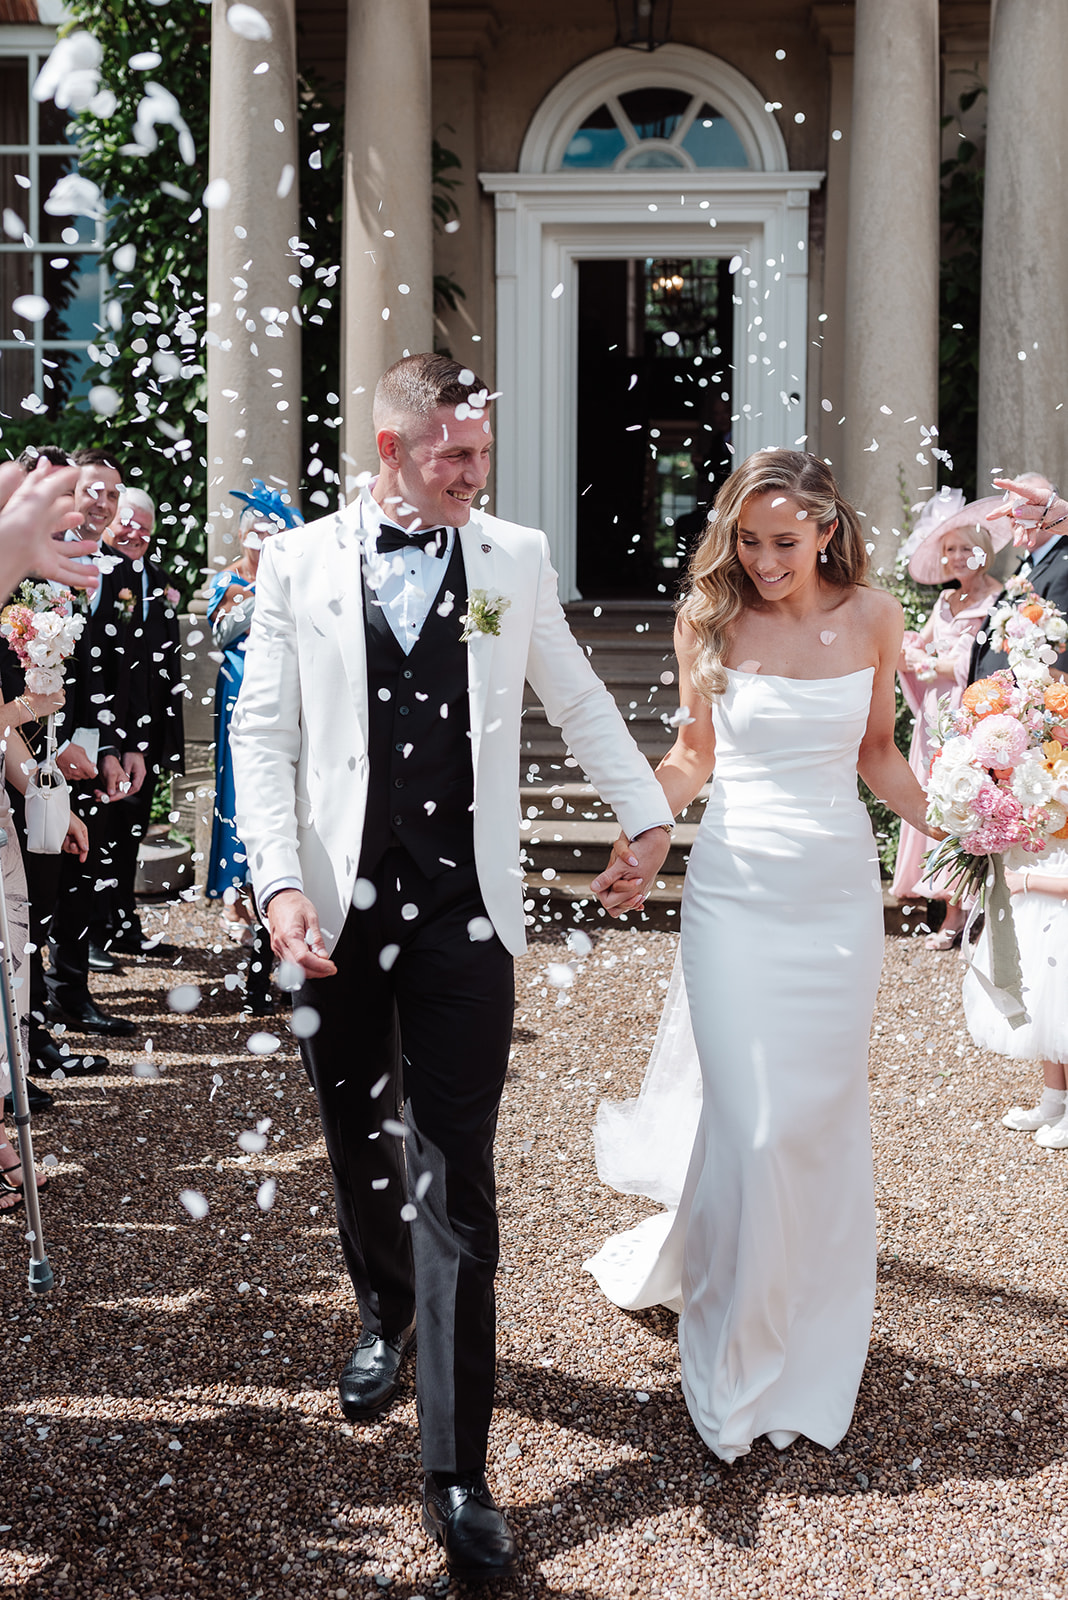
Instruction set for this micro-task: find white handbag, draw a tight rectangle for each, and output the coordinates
[25,762,71,855]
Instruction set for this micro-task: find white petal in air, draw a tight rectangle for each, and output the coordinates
[88,385,121,417]
[227,3,273,41]
[247,1032,280,1055]
[12,295,49,322]
[203,178,231,210]
[167,984,201,1013]
[256,1178,277,1211]
[179,1189,209,1220]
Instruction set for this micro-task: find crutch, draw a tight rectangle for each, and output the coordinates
[0,823,52,1292]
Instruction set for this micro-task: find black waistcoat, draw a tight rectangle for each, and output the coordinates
[359,540,475,879]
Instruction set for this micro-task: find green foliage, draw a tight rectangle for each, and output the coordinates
[432,132,466,329]
[939,85,985,500]
[1,0,211,602]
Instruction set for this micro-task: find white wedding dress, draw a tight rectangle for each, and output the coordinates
[586,667,885,1462]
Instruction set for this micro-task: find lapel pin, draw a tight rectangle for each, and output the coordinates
[481,543,491,553]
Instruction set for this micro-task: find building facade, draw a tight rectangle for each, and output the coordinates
[4,0,1068,600]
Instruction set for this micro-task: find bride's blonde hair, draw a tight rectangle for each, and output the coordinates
[679,449,869,701]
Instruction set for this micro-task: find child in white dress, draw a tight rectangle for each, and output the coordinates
[963,843,1068,1148]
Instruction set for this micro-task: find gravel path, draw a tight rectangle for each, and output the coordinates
[1,901,1065,1599]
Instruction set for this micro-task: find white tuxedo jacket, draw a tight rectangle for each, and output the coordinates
[229,497,669,956]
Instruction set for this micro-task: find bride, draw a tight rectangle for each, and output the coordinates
[588,450,938,1463]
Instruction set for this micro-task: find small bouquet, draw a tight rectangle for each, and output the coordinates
[460,589,511,642]
[985,574,1068,668]
[923,584,1068,1023]
[1,581,85,695]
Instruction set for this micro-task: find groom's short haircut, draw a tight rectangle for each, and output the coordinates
[373,353,489,431]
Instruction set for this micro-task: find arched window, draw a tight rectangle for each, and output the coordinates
[561,88,749,171]
[519,44,788,175]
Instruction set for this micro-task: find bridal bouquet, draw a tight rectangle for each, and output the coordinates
[1,581,85,694]
[923,585,1068,1022]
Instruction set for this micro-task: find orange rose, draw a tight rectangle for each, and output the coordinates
[961,677,1010,718]
[1022,603,1045,623]
[1043,682,1068,718]
[1055,819,1068,839]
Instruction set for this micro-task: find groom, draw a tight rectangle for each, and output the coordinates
[230,354,671,1579]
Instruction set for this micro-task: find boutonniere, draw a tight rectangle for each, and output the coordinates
[164,586,181,611]
[460,589,511,642]
[116,587,137,623]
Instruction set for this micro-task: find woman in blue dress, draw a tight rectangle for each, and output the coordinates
[206,482,302,1009]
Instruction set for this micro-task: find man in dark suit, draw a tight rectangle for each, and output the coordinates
[45,447,139,1038]
[968,473,1068,683]
[88,487,185,959]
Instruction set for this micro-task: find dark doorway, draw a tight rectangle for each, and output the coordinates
[575,256,734,598]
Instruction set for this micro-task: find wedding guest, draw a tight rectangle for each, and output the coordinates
[970,472,1068,683]
[230,355,671,1579]
[964,840,1068,1148]
[892,496,1006,948]
[88,488,185,962]
[45,448,138,1039]
[208,484,302,1012]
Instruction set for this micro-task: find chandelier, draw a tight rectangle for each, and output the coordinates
[613,0,674,51]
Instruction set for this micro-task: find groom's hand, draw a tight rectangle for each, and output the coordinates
[591,828,671,916]
[265,889,338,978]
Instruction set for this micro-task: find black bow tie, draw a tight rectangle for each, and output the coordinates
[376,524,448,559]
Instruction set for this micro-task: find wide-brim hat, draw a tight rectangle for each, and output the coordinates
[906,492,1013,585]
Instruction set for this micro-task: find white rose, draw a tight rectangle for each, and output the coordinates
[1011,750,1056,804]
[24,666,62,694]
[935,736,977,771]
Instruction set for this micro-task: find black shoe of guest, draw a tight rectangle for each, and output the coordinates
[47,999,136,1038]
[422,1472,518,1580]
[243,992,277,1017]
[5,1079,54,1115]
[31,1039,109,1078]
[87,943,119,973]
[338,1321,416,1420]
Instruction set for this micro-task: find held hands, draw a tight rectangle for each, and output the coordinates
[56,742,97,782]
[590,827,672,916]
[122,751,147,796]
[265,888,337,978]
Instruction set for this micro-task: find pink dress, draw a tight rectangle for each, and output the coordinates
[891,589,998,901]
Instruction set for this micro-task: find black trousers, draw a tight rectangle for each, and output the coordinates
[298,847,514,1474]
[89,772,156,944]
[47,781,111,1009]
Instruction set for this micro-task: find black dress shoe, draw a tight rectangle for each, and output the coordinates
[87,943,119,973]
[337,1321,416,1420]
[31,1039,109,1078]
[422,1472,518,1580]
[5,1079,54,1114]
[48,999,136,1038]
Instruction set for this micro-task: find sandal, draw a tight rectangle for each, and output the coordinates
[0,1171,23,1213]
[924,926,963,951]
[0,1142,48,1201]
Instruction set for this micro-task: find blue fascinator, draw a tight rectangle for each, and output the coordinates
[229,478,304,529]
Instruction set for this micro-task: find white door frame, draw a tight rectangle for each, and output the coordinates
[479,169,824,599]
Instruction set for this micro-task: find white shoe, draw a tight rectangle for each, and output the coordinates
[1003,1104,1054,1131]
[1034,1115,1068,1150]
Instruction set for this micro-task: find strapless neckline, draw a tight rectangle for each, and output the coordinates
[724,665,876,684]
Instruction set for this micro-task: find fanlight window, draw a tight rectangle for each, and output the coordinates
[561,86,749,171]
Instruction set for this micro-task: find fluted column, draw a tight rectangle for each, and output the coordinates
[205,0,302,571]
[340,0,434,487]
[843,0,940,574]
[977,0,1068,490]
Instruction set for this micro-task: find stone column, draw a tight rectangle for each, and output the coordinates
[977,0,1068,491]
[205,0,302,573]
[340,0,434,488]
[843,0,940,575]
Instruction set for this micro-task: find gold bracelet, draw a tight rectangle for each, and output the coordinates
[15,696,36,725]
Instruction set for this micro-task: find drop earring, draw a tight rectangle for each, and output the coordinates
[819,546,828,563]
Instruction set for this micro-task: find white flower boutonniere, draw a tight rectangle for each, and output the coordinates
[460,589,511,642]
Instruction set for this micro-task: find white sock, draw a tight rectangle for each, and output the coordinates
[1037,1088,1067,1123]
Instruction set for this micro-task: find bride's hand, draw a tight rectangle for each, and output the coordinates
[591,833,647,915]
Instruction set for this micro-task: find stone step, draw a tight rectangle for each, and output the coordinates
[523,818,697,873]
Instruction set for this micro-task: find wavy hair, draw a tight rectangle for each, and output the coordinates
[678,450,869,701]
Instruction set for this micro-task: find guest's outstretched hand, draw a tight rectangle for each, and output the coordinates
[989,477,1068,550]
[0,458,100,598]
[265,888,337,978]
